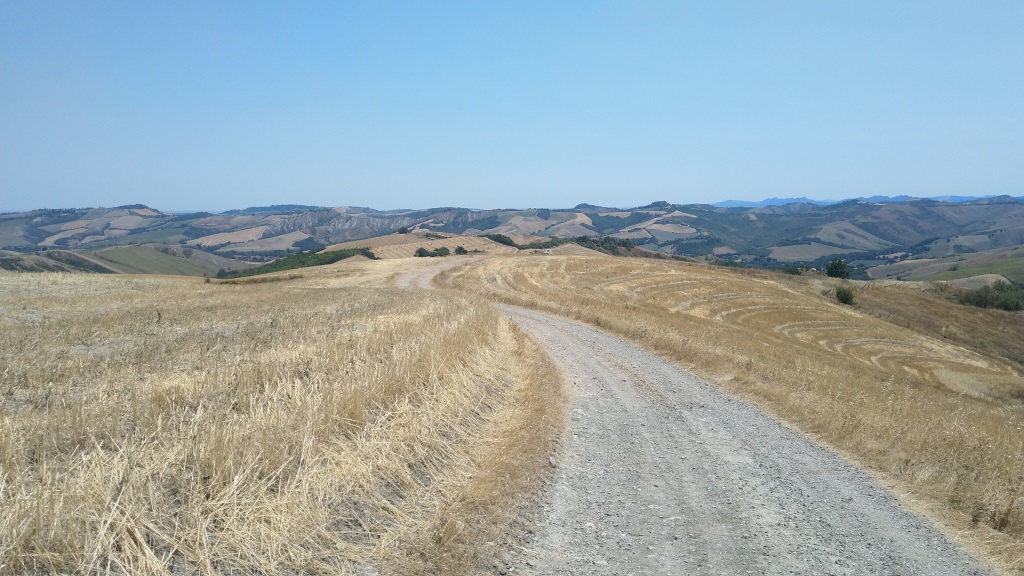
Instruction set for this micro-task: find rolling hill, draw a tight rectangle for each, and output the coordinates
[3,196,1024,279]
[0,245,250,276]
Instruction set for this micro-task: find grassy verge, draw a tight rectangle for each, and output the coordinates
[438,255,1024,574]
[0,268,562,574]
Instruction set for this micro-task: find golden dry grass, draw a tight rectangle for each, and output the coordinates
[0,262,563,575]
[324,235,517,260]
[438,255,1024,573]
[853,281,1024,384]
[185,226,269,247]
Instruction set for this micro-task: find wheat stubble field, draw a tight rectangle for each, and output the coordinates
[438,254,1024,573]
[0,259,563,575]
[2,251,1022,574]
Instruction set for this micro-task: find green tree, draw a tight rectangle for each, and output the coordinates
[826,258,850,279]
[455,245,468,255]
[414,247,430,257]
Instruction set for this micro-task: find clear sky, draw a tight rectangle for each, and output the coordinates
[2,1,1022,212]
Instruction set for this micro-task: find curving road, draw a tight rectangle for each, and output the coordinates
[396,262,993,575]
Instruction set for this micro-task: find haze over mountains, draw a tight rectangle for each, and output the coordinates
[710,194,1014,208]
[3,195,1023,282]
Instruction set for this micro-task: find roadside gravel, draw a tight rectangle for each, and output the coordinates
[498,305,992,576]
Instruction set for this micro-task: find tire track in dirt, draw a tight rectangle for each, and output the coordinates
[393,256,480,289]
[394,260,992,575]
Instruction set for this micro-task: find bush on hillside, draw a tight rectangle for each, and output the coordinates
[414,246,451,258]
[482,233,517,247]
[218,247,374,278]
[835,285,855,305]
[956,281,1023,311]
[481,233,637,256]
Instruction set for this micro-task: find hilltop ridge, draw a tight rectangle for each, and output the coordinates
[2,196,1023,281]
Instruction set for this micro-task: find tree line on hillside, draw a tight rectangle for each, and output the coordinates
[956,281,1023,311]
[414,245,470,257]
[215,247,375,279]
[481,234,640,255]
[821,257,1022,311]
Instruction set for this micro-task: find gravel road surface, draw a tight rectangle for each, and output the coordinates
[394,262,992,575]
[499,306,992,576]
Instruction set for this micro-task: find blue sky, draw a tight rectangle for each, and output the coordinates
[2,1,1022,212]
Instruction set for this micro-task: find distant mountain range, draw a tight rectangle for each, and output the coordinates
[2,196,1023,277]
[711,195,1022,208]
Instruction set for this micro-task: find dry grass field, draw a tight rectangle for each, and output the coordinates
[0,260,563,575]
[324,235,517,260]
[438,255,1024,572]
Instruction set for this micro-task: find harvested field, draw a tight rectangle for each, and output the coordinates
[186,226,269,247]
[218,230,310,252]
[814,221,895,251]
[438,255,1024,573]
[542,214,596,237]
[0,261,563,574]
[547,243,607,257]
[325,235,516,259]
[489,215,554,235]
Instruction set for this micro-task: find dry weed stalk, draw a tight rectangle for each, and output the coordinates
[0,267,562,575]
[439,255,1024,573]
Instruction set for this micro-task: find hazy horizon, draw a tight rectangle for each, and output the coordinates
[6,193,1022,216]
[2,2,1022,212]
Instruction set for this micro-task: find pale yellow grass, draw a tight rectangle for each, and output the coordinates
[225,231,311,253]
[0,264,562,575]
[546,244,607,257]
[325,236,516,259]
[186,226,269,247]
[438,255,1024,573]
[493,216,550,235]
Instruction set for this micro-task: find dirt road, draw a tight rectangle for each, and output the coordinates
[396,262,993,575]
[392,256,480,289]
